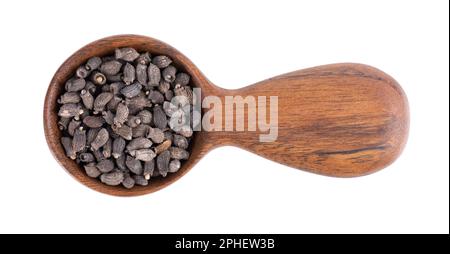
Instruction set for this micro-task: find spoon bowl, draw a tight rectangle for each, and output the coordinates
[44,34,409,196]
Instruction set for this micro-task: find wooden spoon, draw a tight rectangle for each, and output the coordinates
[44,35,409,196]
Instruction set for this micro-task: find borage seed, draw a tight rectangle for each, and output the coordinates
[100,171,124,186]
[156,150,170,177]
[162,65,177,83]
[96,159,115,173]
[112,137,126,159]
[83,116,105,128]
[133,175,148,186]
[67,119,81,136]
[126,155,143,175]
[86,57,102,71]
[122,63,136,85]
[80,89,94,110]
[93,92,113,112]
[84,163,101,178]
[152,55,172,68]
[91,71,106,85]
[147,63,161,87]
[58,92,81,104]
[169,159,181,173]
[91,128,109,151]
[120,83,142,98]
[115,47,140,62]
[100,60,122,76]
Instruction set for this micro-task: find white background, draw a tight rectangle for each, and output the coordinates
[0,0,448,233]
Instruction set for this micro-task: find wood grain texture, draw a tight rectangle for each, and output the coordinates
[44,35,409,196]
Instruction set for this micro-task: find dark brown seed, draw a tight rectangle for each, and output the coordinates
[126,115,141,128]
[58,103,83,118]
[84,162,101,178]
[86,128,100,146]
[125,93,152,114]
[91,71,107,85]
[80,89,94,110]
[158,81,171,94]
[110,82,125,95]
[147,127,165,143]
[155,139,172,154]
[79,152,95,163]
[174,72,190,86]
[122,63,136,85]
[147,63,161,86]
[115,48,140,62]
[133,175,148,186]
[83,116,105,128]
[76,65,90,78]
[162,65,177,83]
[115,154,126,170]
[122,176,135,189]
[136,63,147,85]
[152,106,167,129]
[120,83,142,98]
[93,92,113,112]
[157,151,170,177]
[106,95,122,111]
[162,101,177,117]
[102,110,115,125]
[169,147,189,160]
[114,103,129,126]
[86,57,102,71]
[96,159,114,173]
[100,60,122,75]
[143,160,155,179]
[100,171,124,186]
[165,90,174,101]
[148,90,164,104]
[72,128,86,153]
[68,119,81,136]
[135,149,156,162]
[112,124,132,140]
[102,138,112,158]
[112,137,126,159]
[169,159,181,173]
[152,55,172,68]
[126,137,152,152]
[132,124,150,138]
[91,128,109,150]
[126,155,143,175]
[173,134,189,149]
[66,78,86,92]
[61,137,76,160]
[174,85,193,103]
[136,52,151,65]
[58,92,81,104]
[58,117,70,131]
[136,110,152,125]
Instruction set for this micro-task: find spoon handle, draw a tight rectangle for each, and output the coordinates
[203,63,409,177]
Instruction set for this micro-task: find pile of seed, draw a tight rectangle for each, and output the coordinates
[57,47,194,188]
